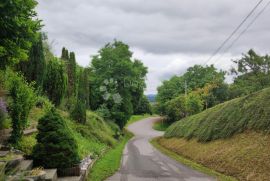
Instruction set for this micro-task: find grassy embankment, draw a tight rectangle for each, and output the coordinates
[18,107,119,159]
[156,88,270,181]
[88,114,153,181]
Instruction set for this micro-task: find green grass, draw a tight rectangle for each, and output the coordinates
[60,110,118,158]
[165,87,270,141]
[88,132,133,181]
[125,114,152,127]
[153,119,170,131]
[15,107,118,159]
[151,138,237,181]
[0,162,5,181]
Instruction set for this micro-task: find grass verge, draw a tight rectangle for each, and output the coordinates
[153,119,170,131]
[125,114,152,127]
[151,138,237,181]
[88,131,133,181]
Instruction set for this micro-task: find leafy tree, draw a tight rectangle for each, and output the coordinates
[134,95,152,115]
[164,93,203,123]
[90,41,147,128]
[17,33,46,89]
[230,49,270,98]
[33,109,80,169]
[156,65,226,115]
[6,70,36,145]
[0,0,41,69]
[43,58,67,106]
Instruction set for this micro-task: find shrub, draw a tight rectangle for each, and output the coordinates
[0,98,7,129]
[71,100,86,124]
[33,109,80,169]
[6,70,36,145]
[164,93,203,123]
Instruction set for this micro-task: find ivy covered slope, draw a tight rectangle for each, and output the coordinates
[160,87,270,180]
[165,87,270,141]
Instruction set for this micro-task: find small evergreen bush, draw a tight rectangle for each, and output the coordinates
[33,109,80,169]
[71,100,86,124]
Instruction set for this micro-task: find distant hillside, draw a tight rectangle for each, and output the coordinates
[146,94,156,102]
[165,87,270,142]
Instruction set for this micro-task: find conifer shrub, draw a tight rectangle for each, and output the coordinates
[71,100,86,124]
[33,109,80,169]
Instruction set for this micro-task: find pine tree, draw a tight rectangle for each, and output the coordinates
[33,109,80,169]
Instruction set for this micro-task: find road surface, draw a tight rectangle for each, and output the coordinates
[106,117,216,181]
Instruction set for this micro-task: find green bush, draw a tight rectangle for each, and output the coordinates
[164,93,203,123]
[33,109,80,169]
[6,70,36,145]
[71,100,86,124]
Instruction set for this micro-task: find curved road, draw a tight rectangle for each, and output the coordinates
[107,117,216,181]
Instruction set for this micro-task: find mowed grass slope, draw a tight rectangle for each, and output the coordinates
[159,88,270,180]
[165,87,270,141]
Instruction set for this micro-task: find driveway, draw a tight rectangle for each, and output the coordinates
[106,117,216,181]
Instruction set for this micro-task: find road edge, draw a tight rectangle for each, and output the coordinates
[150,137,237,181]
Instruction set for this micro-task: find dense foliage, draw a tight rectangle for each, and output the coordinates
[156,65,227,122]
[33,110,80,169]
[229,49,270,98]
[0,0,41,69]
[6,70,36,145]
[90,41,148,128]
[43,58,67,106]
[17,33,46,89]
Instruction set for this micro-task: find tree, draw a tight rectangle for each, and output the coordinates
[6,70,36,145]
[71,68,88,124]
[230,49,270,98]
[134,95,152,115]
[90,40,148,128]
[164,93,203,123]
[0,0,41,69]
[71,100,86,124]
[17,33,46,89]
[156,64,226,115]
[43,58,67,106]
[33,109,80,169]
[61,48,77,99]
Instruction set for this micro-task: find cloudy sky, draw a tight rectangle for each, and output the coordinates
[36,0,270,94]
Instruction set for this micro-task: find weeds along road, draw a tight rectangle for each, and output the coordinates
[106,117,216,181]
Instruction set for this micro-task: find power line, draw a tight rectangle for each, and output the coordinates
[204,0,264,65]
[216,0,270,61]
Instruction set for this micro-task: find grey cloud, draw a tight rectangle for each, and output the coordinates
[36,0,270,93]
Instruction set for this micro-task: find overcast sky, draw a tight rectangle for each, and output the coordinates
[36,0,270,94]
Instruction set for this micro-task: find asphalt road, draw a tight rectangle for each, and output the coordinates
[106,117,216,181]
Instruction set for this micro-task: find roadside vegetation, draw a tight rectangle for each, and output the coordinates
[0,0,151,179]
[88,131,133,181]
[153,119,170,131]
[155,50,270,180]
[151,138,237,181]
